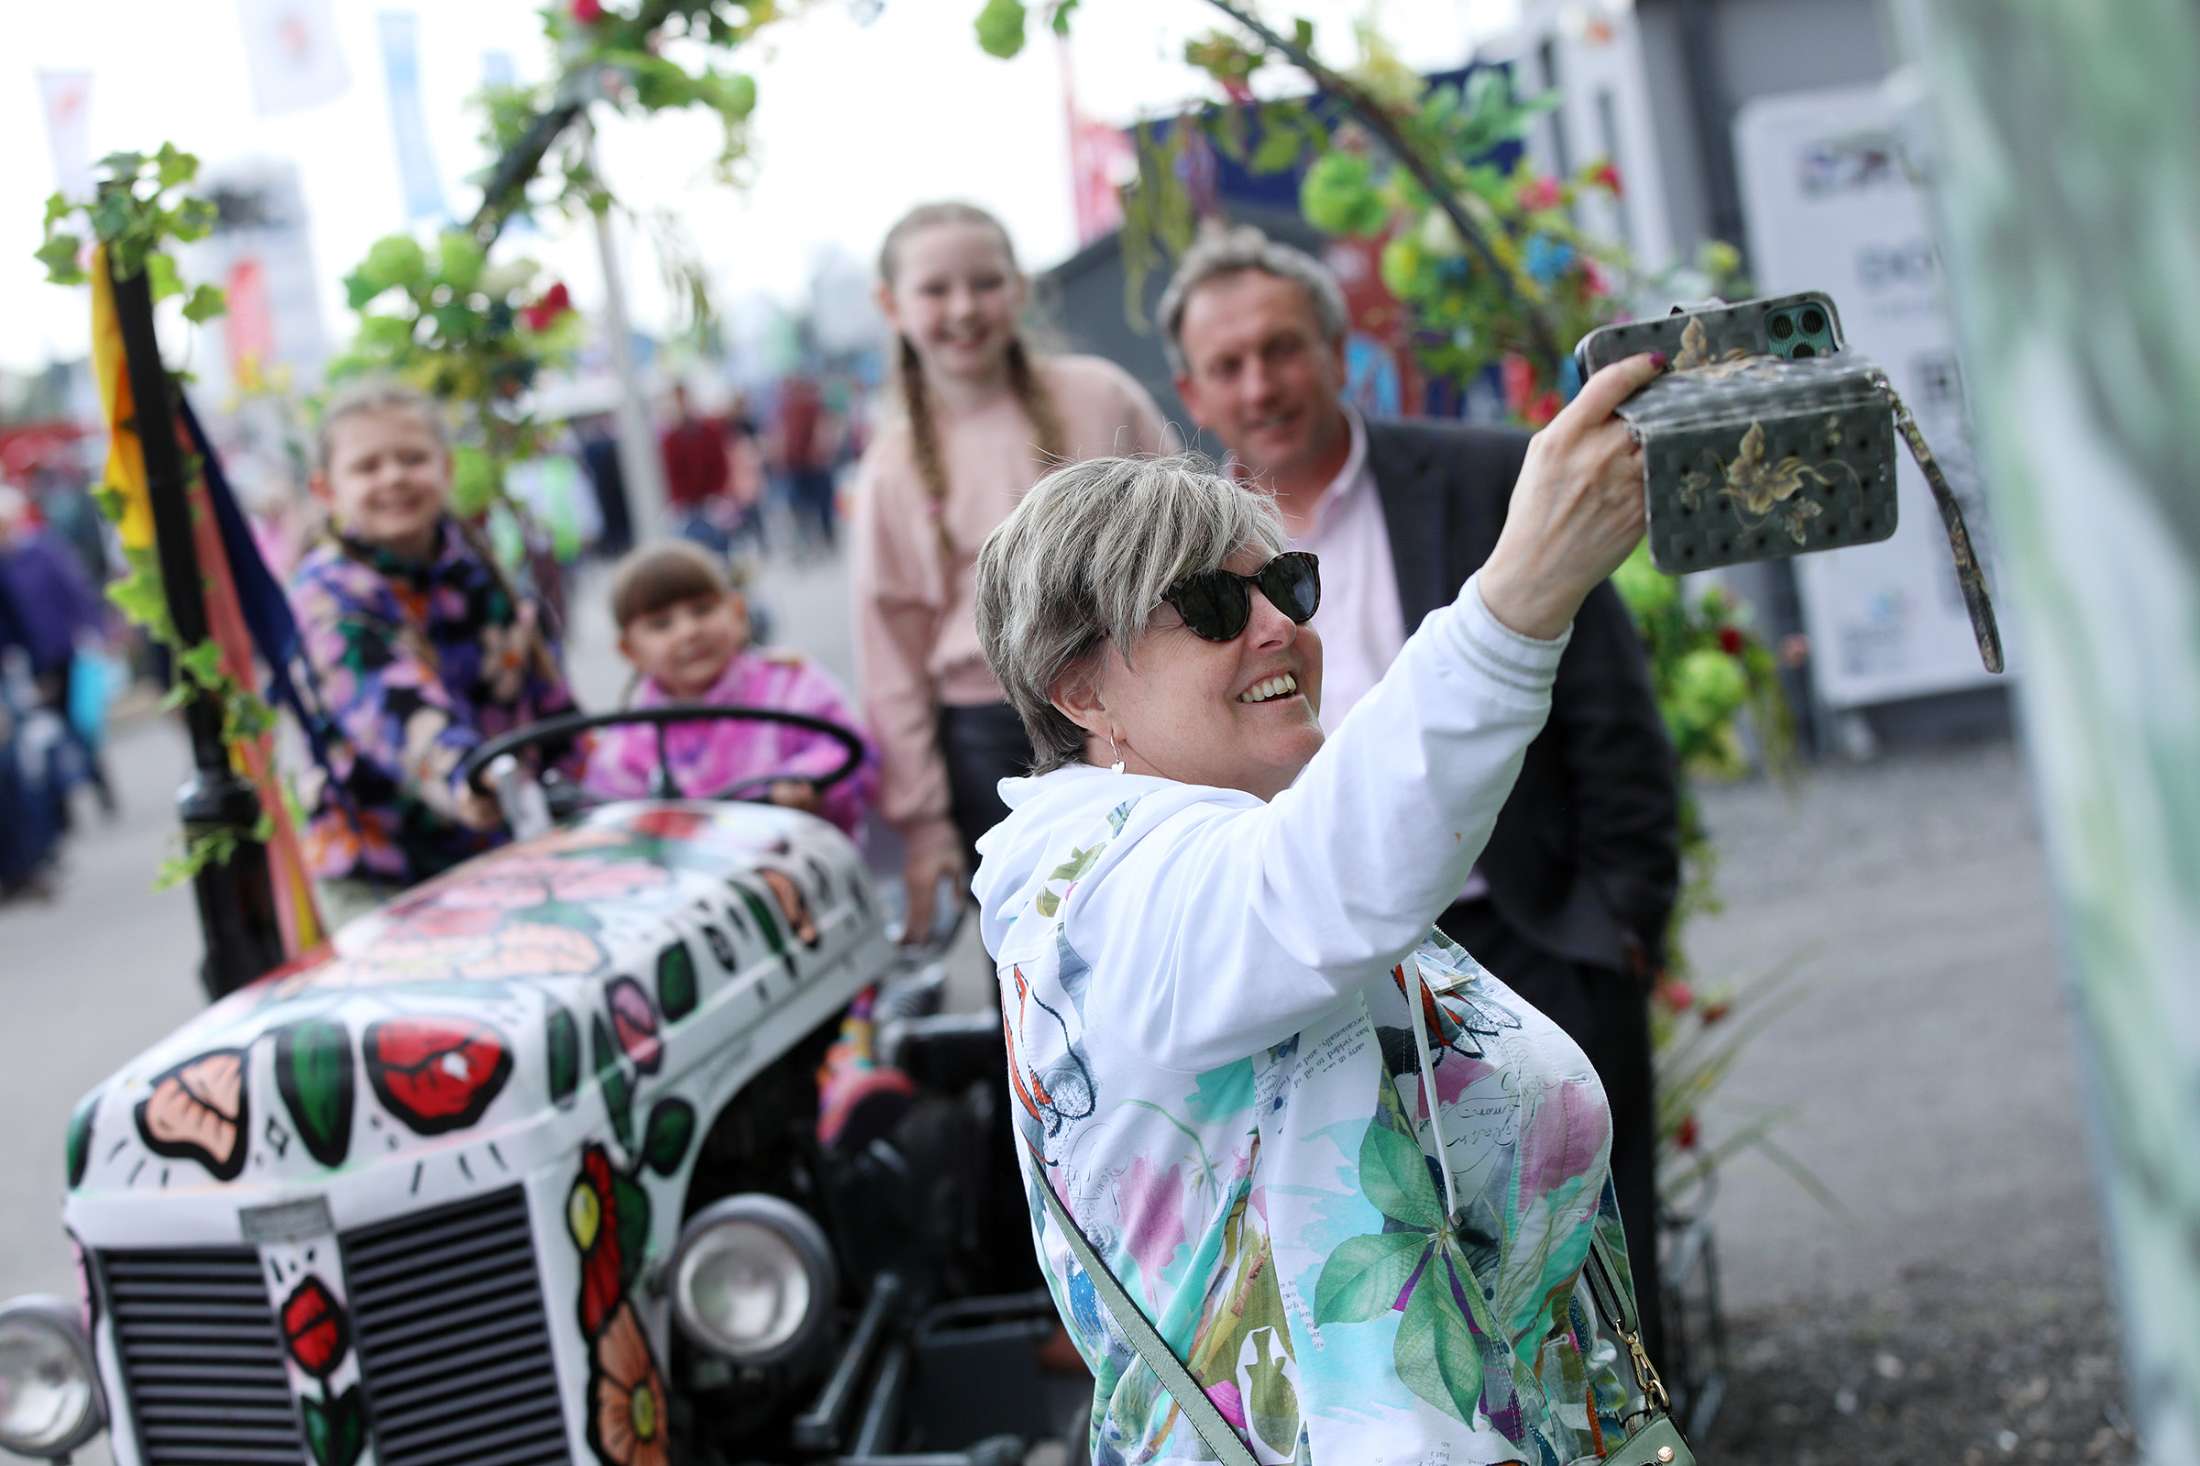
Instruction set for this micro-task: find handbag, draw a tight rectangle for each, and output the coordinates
[1581,1229,1699,1466]
[1037,1158,1696,1465]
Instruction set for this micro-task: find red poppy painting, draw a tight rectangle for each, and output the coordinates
[362,1017,513,1135]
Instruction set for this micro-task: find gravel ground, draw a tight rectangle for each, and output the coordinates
[1711,1252,2137,1464]
[1677,737,2143,1464]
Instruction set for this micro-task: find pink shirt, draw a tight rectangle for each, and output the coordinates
[583,649,879,838]
[850,354,1176,854]
[1289,409,1409,732]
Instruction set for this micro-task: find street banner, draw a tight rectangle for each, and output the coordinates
[36,70,93,200]
[379,10,448,222]
[1734,84,2006,708]
[236,0,352,116]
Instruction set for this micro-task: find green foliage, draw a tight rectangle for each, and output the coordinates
[35,144,226,323]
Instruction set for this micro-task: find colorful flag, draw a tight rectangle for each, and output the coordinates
[237,0,352,117]
[88,249,155,556]
[92,243,330,956]
[379,10,448,222]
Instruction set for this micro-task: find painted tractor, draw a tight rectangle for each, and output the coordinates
[0,709,1081,1466]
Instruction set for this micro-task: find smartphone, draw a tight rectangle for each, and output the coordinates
[1591,291,1900,575]
[1574,291,1846,380]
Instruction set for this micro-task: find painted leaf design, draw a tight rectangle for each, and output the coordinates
[641,1098,697,1177]
[592,1015,636,1152]
[656,940,697,1020]
[612,1172,652,1290]
[301,1383,368,1466]
[1245,1326,1300,1454]
[606,977,663,1073]
[276,1019,356,1167]
[1359,1120,1442,1231]
[546,1005,580,1108]
[1315,1231,1430,1325]
[136,1048,249,1181]
[737,884,787,960]
[1036,890,1060,919]
[1394,1255,1482,1425]
[363,1017,513,1135]
[66,1091,95,1189]
[280,1275,351,1379]
[1048,845,1100,884]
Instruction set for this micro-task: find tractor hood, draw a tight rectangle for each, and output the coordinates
[61,802,881,1207]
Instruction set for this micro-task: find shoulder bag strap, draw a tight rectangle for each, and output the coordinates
[1583,1231,1675,1422]
[1033,1167,1261,1466]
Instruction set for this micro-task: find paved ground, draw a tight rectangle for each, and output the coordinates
[0,547,2138,1462]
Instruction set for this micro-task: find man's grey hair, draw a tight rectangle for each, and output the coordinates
[1156,224,1350,377]
[975,454,1287,775]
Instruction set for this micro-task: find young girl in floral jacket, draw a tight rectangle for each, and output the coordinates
[292,379,576,918]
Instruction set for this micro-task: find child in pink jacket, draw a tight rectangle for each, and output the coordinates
[585,542,877,837]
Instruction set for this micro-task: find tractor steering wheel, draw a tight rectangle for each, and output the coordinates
[456,704,865,809]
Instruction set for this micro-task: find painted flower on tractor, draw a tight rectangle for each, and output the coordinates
[135,1048,249,1180]
[569,1146,624,1336]
[606,978,664,1073]
[281,1275,352,1380]
[589,1303,670,1466]
[363,1016,513,1135]
[569,1142,651,1338]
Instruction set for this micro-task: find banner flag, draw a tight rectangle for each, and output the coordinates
[237,0,352,117]
[379,10,448,222]
[36,71,93,200]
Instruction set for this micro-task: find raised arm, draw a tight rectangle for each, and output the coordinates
[1073,354,1665,1070]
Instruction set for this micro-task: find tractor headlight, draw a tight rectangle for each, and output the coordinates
[0,1296,103,1459]
[669,1196,837,1365]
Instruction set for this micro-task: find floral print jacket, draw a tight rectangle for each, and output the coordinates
[973,577,1647,1464]
[292,518,576,891]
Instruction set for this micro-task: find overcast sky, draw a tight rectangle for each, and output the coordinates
[1,0,1517,373]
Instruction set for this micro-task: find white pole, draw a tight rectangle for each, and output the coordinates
[585,123,668,542]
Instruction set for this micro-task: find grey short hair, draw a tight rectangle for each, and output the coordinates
[976,454,1287,775]
[1156,225,1350,377]
[315,376,451,472]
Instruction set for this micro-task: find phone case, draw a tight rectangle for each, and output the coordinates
[1576,291,1846,377]
[1617,348,1899,574]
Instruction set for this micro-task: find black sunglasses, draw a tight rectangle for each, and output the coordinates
[1161,551,1322,642]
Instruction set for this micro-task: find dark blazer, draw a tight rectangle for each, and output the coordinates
[1364,417,1680,976]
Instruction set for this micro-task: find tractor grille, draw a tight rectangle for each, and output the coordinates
[102,1247,307,1463]
[344,1186,570,1465]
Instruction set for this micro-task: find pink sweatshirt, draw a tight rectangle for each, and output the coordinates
[850,354,1176,858]
[583,649,879,838]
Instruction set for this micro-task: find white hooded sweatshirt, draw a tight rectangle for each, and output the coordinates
[974,574,1644,1465]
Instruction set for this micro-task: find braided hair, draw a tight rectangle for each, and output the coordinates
[878,202,1067,556]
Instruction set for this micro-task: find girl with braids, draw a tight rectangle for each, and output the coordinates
[853,201,1175,942]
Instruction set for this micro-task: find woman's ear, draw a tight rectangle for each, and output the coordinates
[1046,658,1110,741]
[873,279,902,333]
[306,471,333,508]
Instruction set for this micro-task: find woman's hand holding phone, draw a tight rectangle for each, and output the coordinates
[1479,353,1666,641]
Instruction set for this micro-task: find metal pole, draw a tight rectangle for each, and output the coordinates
[584,124,670,543]
[105,249,286,998]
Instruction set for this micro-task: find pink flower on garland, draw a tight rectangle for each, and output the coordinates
[1519,175,1564,211]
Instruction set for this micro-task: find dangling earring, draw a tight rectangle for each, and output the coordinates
[1107,734,1125,776]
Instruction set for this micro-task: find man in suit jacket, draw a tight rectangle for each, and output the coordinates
[1160,226,1681,1360]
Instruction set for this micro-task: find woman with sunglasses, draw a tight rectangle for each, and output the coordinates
[970,354,1669,1464]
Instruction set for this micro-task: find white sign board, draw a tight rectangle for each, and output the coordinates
[1734,84,2004,708]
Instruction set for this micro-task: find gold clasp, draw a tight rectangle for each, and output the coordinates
[1623,1328,1672,1416]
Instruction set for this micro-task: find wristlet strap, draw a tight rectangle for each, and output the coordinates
[1033,1162,1261,1466]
